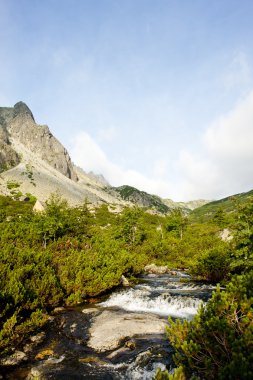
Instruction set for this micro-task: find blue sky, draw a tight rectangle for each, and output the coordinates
[1,0,253,200]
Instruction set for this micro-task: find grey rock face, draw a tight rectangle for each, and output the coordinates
[0,122,20,172]
[0,102,78,181]
[13,101,35,120]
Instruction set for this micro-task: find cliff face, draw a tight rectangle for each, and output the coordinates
[0,102,78,181]
[0,102,123,206]
[0,124,20,172]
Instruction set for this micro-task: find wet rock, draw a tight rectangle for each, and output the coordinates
[106,347,129,359]
[30,332,46,343]
[79,356,108,365]
[121,275,130,286]
[35,349,54,360]
[125,339,136,350]
[82,307,98,314]
[27,355,65,379]
[28,367,44,379]
[52,306,66,314]
[88,310,166,352]
[70,322,77,333]
[30,332,45,346]
[24,332,46,353]
[144,264,169,274]
[59,316,67,328]
[0,350,27,366]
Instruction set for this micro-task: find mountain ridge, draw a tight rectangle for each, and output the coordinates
[0,102,209,211]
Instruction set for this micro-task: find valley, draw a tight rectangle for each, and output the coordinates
[0,102,252,380]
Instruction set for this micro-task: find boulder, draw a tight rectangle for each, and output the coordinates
[88,310,166,352]
[82,307,99,314]
[0,350,27,366]
[52,306,66,314]
[121,275,130,286]
[144,264,169,274]
[220,228,233,242]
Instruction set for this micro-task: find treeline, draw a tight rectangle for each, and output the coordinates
[0,193,252,378]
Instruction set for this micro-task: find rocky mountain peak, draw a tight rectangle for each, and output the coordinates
[13,102,35,121]
[0,102,78,182]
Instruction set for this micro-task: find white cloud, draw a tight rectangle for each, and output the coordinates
[97,125,118,143]
[70,131,174,198]
[204,92,253,159]
[152,158,168,177]
[177,91,253,200]
[70,91,253,202]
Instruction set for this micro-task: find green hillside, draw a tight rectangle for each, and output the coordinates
[191,189,253,222]
[112,185,171,213]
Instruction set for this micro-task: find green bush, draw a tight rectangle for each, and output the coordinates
[189,245,231,282]
[1,194,252,359]
[161,271,253,380]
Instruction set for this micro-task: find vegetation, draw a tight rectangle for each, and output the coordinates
[112,184,171,213]
[156,197,253,380]
[156,271,253,380]
[21,163,36,186]
[0,192,252,379]
[191,189,253,223]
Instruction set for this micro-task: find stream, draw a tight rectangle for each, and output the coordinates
[1,272,214,380]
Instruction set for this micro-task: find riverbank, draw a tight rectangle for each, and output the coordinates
[1,271,213,380]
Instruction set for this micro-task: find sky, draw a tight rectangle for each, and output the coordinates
[1,0,253,201]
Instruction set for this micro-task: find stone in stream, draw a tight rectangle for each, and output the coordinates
[23,332,46,354]
[125,338,136,350]
[28,368,44,379]
[30,331,46,344]
[82,307,99,314]
[0,350,27,366]
[121,274,131,286]
[88,310,166,352]
[144,263,169,274]
[52,306,66,314]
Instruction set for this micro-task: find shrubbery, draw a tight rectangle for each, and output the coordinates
[189,244,231,282]
[1,193,252,373]
[156,197,253,379]
[157,271,253,380]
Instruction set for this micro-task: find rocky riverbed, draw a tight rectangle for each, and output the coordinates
[0,271,214,380]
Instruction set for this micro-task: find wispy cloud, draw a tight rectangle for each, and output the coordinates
[177,91,253,199]
[70,131,174,198]
[69,91,253,201]
[97,125,118,143]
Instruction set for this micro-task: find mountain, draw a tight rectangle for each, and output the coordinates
[108,185,209,213]
[163,198,208,211]
[109,185,171,213]
[0,122,20,171]
[191,189,253,221]
[0,102,125,206]
[0,102,77,180]
[0,101,208,212]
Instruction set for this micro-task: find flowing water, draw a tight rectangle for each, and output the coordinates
[2,272,214,380]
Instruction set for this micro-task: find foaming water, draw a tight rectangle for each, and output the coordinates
[100,273,213,320]
[121,350,167,380]
[100,288,203,319]
[4,272,213,380]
